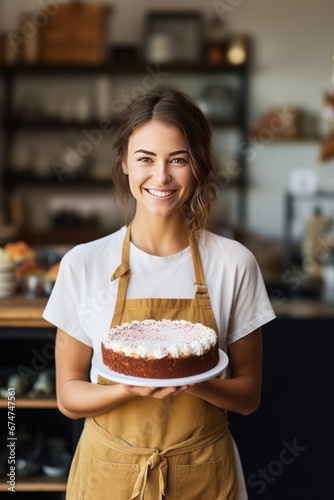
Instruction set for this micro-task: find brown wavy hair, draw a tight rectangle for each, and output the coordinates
[111,89,218,241]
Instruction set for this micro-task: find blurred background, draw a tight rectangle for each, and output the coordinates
[1,0,334,299]
[1,3,334,499]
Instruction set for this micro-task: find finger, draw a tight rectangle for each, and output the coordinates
[149,386,179,399]
[171,385,190,395]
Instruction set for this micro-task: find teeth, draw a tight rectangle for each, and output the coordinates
[147,190,173,198]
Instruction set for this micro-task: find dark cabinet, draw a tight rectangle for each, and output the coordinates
[229,315,333,499]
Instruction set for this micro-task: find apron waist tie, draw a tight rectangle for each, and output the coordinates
[131,451,168,500]
[88,418,229,499]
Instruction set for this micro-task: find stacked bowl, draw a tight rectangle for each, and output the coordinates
[0,249,16,298]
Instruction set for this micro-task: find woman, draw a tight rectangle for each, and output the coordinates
[43,89,275,499]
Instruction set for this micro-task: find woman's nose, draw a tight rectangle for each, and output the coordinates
[154,162,171,184]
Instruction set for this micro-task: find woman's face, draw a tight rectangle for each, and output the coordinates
[123,120,195,218]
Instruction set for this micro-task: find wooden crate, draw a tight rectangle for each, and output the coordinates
[40,2,109,64]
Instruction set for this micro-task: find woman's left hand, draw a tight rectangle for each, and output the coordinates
[186,328,263,415]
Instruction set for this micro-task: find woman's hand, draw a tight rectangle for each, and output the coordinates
[186,328,263,415]
[123,384,190,399]
[56,329,142,419]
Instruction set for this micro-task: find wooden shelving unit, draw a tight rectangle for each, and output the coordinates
[0,398,57,409]
[0,475,66,493]
[0,296,78,497]
[1,54,250,240]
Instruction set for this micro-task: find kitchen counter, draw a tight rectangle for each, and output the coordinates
[0,295,50,327]
[1,295,334,327]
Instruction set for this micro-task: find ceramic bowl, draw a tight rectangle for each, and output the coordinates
[0,279,17,298]
[42,451,72,477]
[20,274,44,298]
[0,270,16,282]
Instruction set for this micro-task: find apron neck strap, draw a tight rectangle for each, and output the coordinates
[189,238,208,297]
[109,224,131,327]
[110,223,131,282]
[110,224,208,328]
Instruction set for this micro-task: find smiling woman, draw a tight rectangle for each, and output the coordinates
[43,89,276,500]
[111,89,217,244]
[123,121,195,232]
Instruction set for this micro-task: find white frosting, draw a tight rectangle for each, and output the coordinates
[101,319,217,358]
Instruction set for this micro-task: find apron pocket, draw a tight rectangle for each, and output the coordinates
[69,456,140,500]
[174,459,227,500]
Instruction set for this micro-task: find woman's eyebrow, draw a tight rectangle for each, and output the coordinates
[134,149,156,155]
[133,149,189,156]
[169,150,189,156]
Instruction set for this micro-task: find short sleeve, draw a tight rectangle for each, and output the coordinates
[42,249,92,347]
[227,248,276,344]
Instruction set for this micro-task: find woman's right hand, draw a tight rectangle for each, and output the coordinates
[56,329,141,419]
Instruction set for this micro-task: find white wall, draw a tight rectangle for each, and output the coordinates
[2,0,334,237]
[223,0,334,236]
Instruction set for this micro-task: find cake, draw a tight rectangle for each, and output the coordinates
[101,319,219,379]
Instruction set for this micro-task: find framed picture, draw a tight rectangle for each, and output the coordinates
[143,11,203,64]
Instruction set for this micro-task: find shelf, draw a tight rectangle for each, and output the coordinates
[18,228,111,245]
[249,136,320,143]
[286,190,334,200]
[6,116,241,130]
[4,171,113,188]
[0,295,48,327]
[1,60,249,76]
[5,118,120,130]
[0,227,111,246]
[0,398,57,409]
[0,474,66,492]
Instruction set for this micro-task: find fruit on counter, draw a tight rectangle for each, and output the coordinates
[4,241,35,263]
[15,259,43,276]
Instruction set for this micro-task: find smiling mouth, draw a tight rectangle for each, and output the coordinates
[145,189,176,198]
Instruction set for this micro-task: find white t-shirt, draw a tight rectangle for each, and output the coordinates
[43,225,275,382]
[43,226,275,500]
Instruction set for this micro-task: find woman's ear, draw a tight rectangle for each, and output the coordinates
[122,161,128,175]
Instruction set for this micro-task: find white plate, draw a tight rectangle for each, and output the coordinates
[92,349,228,387]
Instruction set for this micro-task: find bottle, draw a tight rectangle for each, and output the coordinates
[302,206,329,277]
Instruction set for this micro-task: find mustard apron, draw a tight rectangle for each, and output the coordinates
[66,225,238,499]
